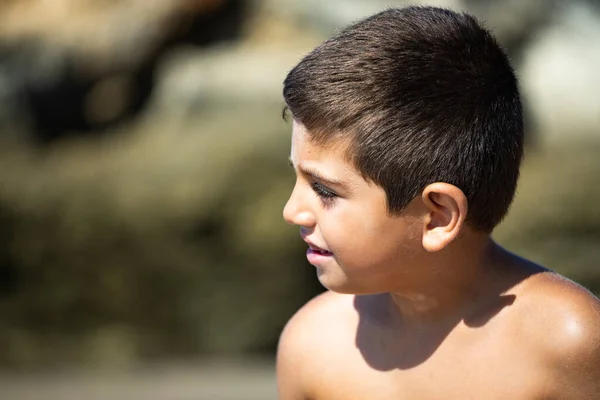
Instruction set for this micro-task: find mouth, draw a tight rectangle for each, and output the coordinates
[305,243,334,266]
[300,234,333,264]
[302,238,332,254]
[308,245,332,255]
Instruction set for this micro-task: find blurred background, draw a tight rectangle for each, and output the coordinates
[0,0,598,398]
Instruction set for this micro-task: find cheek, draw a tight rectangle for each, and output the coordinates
[324,208,409,265]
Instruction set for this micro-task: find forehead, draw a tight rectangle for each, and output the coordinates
[291,121,350,165]
[290,121,376,191]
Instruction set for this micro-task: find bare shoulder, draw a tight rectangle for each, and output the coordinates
[277,290,356,358]
[515,271,600,398]
[518,271,600,338]
[285,289,355,328]
[276,291,357,399]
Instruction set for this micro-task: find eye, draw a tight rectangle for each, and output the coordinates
[311,182,338,203]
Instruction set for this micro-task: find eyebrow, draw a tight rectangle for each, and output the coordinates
[288,156,352,191]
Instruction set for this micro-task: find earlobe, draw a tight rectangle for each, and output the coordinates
[421,183,468,252]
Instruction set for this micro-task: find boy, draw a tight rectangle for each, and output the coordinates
[278,6,600,400]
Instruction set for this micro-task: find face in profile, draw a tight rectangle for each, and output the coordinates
[284,121,426,295]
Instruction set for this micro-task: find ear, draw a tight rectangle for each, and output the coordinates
[421,183,468,252]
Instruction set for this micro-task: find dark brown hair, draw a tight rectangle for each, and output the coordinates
[283,6,523,232]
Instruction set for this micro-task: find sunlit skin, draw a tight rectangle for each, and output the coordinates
[285,120,506,319]
[277,120,600,400]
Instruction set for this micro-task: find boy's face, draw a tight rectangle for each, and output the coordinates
[284,121,425,295]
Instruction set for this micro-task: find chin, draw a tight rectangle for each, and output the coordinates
[317,271,372,295]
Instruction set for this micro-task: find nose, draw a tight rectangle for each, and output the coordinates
[283,184,316,227]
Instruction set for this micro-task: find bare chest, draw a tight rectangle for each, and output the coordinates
[311,336,546,400]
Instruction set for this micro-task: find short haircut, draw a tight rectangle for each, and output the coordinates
[283,6,524,232]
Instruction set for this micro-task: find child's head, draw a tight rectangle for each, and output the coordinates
[283,6,523,233]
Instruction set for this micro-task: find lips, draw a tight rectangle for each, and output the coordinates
[306,248,333,266]
[301,237,333,266]
[301,236,331,254]
[308,243,331,254]
[310,248,331,255]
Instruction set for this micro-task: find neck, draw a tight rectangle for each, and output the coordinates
[388,237,506,325]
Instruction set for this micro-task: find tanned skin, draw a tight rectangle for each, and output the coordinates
[277,122,600,400]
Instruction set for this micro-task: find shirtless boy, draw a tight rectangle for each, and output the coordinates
[277,6,600,400]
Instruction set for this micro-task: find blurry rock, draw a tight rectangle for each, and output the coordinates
[0,0,249,142]
[149,44,304,118]
[261,0,463,36]
[0,61,29,138]
[520,2,600,144]
[260,0,564,57]
[0,102,314,367]
[0,0,227,70]
[495,141,600,290]
[463,0,560,54]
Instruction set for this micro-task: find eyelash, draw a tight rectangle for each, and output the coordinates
[288,159,339,204]
[311,182,338,203]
